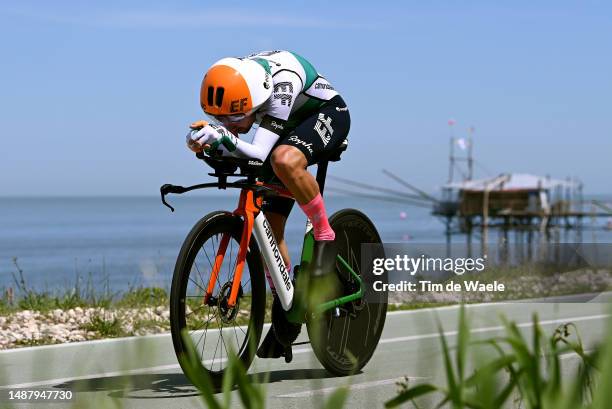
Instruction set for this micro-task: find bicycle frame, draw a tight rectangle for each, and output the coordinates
[161,154,363,324]
[202,185,295,310]
[199,185,363,324]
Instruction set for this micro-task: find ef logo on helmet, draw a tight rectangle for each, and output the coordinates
[230,98,249,113]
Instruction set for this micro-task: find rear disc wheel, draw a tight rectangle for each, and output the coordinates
[306,209,388,375]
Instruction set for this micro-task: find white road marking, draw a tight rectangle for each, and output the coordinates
[0,313,608,390]
[378,313,610,345]
[275,376,428,398]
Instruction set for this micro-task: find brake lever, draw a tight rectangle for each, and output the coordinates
[160,184,188,212]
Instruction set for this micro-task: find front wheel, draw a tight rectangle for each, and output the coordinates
[170,211,266,387]
[306,209,388,375]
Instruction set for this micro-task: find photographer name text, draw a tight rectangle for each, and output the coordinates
[373,280,505,293]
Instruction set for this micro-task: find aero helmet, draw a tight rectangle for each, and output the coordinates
[200,57,272,116]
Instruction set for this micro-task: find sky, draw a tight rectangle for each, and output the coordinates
[1,0,611,196]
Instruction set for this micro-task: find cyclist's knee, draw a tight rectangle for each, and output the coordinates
[271,146,306,178]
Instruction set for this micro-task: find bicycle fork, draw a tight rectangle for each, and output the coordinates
[203,189,260,308]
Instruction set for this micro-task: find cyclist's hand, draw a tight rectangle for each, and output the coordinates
[186,122,238,155]
[186,130,203,153]
[189,120,208,130]
[186,121,213,153]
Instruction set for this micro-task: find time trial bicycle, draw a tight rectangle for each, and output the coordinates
[160,142,387,385]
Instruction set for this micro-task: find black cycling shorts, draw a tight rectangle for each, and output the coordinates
[261,95,350,218]
[261,195,296,218]
[278,95,350,165]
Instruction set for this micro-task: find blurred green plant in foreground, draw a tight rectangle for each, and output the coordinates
[386,305,610,409]
[2,305,610,408]
[178,329,349,409]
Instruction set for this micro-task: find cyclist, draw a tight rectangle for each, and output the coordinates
[186,50,349,360]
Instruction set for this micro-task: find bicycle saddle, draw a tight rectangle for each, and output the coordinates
[328,138,348,162]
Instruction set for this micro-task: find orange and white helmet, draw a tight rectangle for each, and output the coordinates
[200,57,272,117]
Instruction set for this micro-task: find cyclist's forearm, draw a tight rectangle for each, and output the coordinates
[233,127,279,161]
[234,140,269,161]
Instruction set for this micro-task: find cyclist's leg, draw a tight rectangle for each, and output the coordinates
[270,96,350,242]
[258,97,350,360]
[270,147,318,204]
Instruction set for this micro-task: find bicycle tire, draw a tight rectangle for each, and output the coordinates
[170,211,266,386]
[306,208,388,376]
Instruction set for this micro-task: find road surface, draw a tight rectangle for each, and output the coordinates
[1,296,611,408]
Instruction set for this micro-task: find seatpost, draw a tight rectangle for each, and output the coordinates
[315,160,329,196]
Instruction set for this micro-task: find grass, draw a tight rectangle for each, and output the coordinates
[385,305,612,409]
[0,259,177,345]
[132,318,170,333]
[82,314,126,338]
[1,258,270,317]
[0,259,276,348]
[115,287,168,308]
[0,289,168,315]
[2,257,118,314]
[0,258,169,314]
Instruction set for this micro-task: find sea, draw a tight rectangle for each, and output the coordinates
[1,195,611,293]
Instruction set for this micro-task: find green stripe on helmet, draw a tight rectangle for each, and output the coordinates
[252,58,271,74]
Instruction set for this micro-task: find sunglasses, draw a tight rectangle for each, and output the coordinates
[212,113,247,124]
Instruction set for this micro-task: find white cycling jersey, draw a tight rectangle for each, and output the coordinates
[225,50,340,161]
